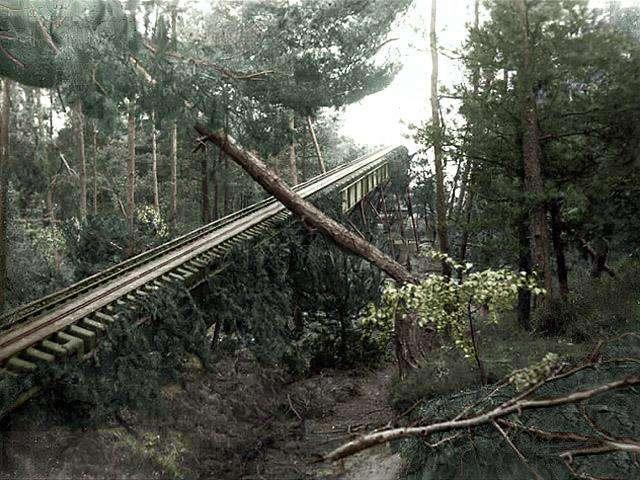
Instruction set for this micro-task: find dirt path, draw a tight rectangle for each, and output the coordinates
[306,367,401,479]
[1,360,402,480]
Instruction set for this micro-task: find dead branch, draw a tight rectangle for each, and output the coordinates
[492,419,544,480]
[322,374,640,462]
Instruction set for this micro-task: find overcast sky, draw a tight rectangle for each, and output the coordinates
[340,0,640,152]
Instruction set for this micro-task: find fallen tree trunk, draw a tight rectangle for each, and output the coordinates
[194,125,417,285]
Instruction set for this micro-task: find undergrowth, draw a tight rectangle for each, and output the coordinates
[393,262,640,479]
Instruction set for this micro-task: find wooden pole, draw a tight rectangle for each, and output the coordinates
[307,116,326,173]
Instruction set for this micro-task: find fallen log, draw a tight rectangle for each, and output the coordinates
[193,125,416,285]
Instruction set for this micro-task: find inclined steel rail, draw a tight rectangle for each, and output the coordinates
[0,146,404,374]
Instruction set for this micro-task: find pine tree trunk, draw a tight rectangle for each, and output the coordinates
[307,116,326,173]
[92,121,98,215]
[223,154,229,215]
[550,198,568,296]
[211,147,221,220]
[458,187,475,279]
[170,120,178,231]
[74,100,87,219]
[0,80,12,309]
[516,0,553,299]
[288,113,298,185]
[151,110,159,213]
[200,153,210,223]
[127,105,136,256]
[430,0,451,278]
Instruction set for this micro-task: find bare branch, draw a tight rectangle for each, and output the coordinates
[323,375,640,462]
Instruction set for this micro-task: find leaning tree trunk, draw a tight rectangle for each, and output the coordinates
[150,111,159,213]
[0,80,12,310]
[195,125,419,376]
[170,120,178,231]
[516,0,553,299]
[127,105,136,256]
[288,113,298,185]
[74,100,87,220]
[430,0,451,278]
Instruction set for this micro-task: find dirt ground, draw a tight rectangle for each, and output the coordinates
[0,356,402,480]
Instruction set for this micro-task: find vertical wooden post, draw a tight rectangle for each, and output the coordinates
[307,116,326,173]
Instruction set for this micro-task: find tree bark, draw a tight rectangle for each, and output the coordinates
[430,0,451,278]
[516,0,553,299]
[150,110,159,213]
[127,105,136,256]
[406,187,420,253]
[211,146,219,220]
[92,120,98,215]
[0,80,12,309]
[223,154,230,215]
[307,116,326,173]
[74,100,87,219]
[288,113,298,185]
[550,198,568,296]
[195,125,416,286]
[170,120,178,231]
[458,187,475,280]
[200,151,210,223]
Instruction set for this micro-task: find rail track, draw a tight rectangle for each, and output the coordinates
[0,146,405,377]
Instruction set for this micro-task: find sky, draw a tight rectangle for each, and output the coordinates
[340,0,472,151]
[339,0,640,152]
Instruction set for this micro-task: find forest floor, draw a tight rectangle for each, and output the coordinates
[0,356,402,479]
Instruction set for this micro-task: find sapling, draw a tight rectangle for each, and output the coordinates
[361,250,545,382]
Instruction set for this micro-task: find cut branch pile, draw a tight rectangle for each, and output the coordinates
[323,333,640,479]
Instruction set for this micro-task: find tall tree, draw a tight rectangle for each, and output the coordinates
[288,113,298,185]
[0,80,12,309]
[127,104,136,255]
[74,100,88,219]
[515,0,553,298]
[150,111,159,213]
[430,0,451,278]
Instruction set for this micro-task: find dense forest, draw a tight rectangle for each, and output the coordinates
[0,1,639,479]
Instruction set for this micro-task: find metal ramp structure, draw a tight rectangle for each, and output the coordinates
[0,145,408,378]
